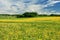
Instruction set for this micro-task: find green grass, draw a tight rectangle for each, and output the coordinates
[0,20,60,40]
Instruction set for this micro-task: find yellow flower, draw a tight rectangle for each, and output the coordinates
[38,39,42,40]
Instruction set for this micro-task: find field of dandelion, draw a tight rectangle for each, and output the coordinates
[0,17,60,40]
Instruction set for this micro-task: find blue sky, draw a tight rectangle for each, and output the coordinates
[0,0,60,14]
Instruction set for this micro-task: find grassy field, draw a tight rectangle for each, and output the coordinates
[0,17,60,40]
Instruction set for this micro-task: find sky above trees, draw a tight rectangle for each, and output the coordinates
[0,0,60,14]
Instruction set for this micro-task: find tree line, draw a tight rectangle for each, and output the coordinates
[0,12,60,18]
[16,12,60,18]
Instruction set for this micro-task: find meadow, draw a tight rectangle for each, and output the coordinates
[0,17,60,40]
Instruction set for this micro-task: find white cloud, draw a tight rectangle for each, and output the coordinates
[0,0,44,14]
[25,5,44,14]
[0,0,11,11]
[0,0,60,14]
[45,0,60,7]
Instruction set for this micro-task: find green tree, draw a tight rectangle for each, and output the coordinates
[23,12,38,17]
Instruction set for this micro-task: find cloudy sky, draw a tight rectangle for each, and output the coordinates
[0,0,60,14]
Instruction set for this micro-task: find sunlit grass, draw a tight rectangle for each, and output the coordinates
[0,17,60,22]
[0,17,60,40]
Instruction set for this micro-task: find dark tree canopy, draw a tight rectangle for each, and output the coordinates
[23,12,38,17]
